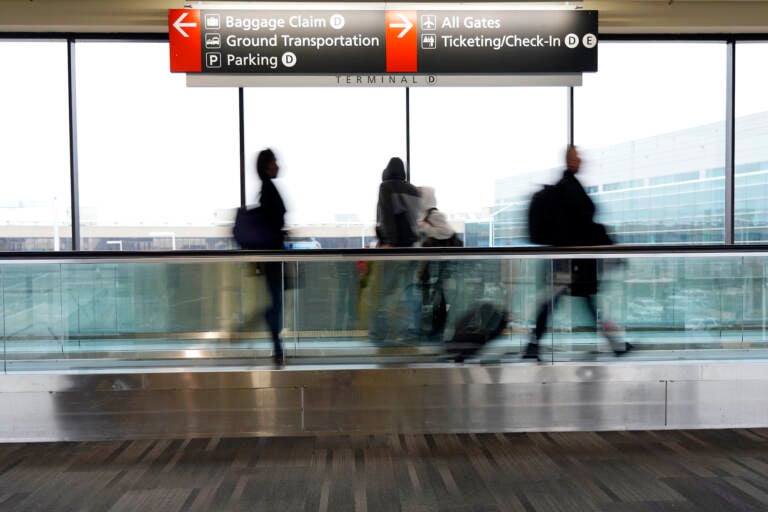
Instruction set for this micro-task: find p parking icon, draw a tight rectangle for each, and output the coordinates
[206,52,222,68]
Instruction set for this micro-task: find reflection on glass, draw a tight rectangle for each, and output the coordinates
[0,251,766,371]
[0,41,71,251]
[735,43,768,243]
[575,42,727,244]
[75,41,240,251]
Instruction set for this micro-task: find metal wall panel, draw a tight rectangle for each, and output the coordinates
[0,362,766,441]
[303,382,665,433]
[667,380,768,429]
[0,388,302,441]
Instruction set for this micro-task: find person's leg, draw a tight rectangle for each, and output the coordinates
[432,282,448,339]
[366,261,386,341]
[335,262,357,331]
[263,261,284,361]
[584,295,632,355]
[397,261,420,340]
[524,287,565,358]
[368,261,403,341]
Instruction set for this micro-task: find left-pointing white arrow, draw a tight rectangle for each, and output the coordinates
[389,13,413,39]
[173,12,197,38]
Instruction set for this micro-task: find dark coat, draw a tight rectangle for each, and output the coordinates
[376,160,421,247]
[554,170,612,296]
[259,177,286,250]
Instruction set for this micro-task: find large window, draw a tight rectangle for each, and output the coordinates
[243,88,406,247]
[3,37,765,252]
[75,42,240,251]
[410,87,568,246]
[0,41,71,251]
[575,42,727,244]
[735,43,768,243]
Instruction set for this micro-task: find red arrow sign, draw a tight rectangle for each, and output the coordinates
[386,10,417,72]
[169,9,201,72]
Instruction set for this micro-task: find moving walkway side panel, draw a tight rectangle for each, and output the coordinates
[666,363,768,429]
[0,363,766,441]
[299,364,667,434]
[0,385,303,442]
[0,364,666,441]
[302,381,666,434]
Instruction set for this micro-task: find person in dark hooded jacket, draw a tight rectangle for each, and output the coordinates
[376,157,421,248]
[368,157,421,341]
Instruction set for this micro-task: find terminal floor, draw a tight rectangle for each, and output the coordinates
[2,430,768,511]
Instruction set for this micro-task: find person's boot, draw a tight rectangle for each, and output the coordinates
[613,341,634,356]
[272,343,285,365]
[522,341,540,360]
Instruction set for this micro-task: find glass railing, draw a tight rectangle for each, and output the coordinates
[2,246,767,372]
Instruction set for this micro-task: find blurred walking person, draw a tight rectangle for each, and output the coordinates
[375,157,420,248]
[524,145,632,360]
[255,148,286,364]
[368,157,421,341]
[417,186,462,340]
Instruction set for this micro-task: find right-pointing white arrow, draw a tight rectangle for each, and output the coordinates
[389,13,413,38]
[173,12,197,38]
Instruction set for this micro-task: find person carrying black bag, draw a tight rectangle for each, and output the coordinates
[233,149,286,364]
[417,187,461,340]
[256,149,286,364]
[524,145,632,360]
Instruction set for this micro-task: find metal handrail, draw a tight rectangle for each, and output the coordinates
[3,244,768,264]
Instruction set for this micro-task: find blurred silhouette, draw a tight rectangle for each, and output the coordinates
[418,187,462,248]
[524,145,632,360]
[253,148,286,364]
[417,186,462,340]
[333,261,360,331]
[368,157,421,341]
[375,157,421,248]
[447,302,509,362]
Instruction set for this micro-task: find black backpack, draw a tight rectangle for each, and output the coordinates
[528,183,561,245]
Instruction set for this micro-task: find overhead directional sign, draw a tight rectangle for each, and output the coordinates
[169,8,597,75]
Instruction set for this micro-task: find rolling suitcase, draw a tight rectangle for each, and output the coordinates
[446,302,508,362]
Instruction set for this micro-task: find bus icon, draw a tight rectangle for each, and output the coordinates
[205,34,221,49]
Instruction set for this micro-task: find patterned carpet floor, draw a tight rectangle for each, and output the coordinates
[1,429,768,511]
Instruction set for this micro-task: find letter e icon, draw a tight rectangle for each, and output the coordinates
[582,33,597,49]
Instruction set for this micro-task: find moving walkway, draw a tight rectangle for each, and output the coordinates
[1,246,767,440]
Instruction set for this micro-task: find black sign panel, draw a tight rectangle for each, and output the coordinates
[200,10,384,73]
[417,10,597,73]
[178,8,597,75]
